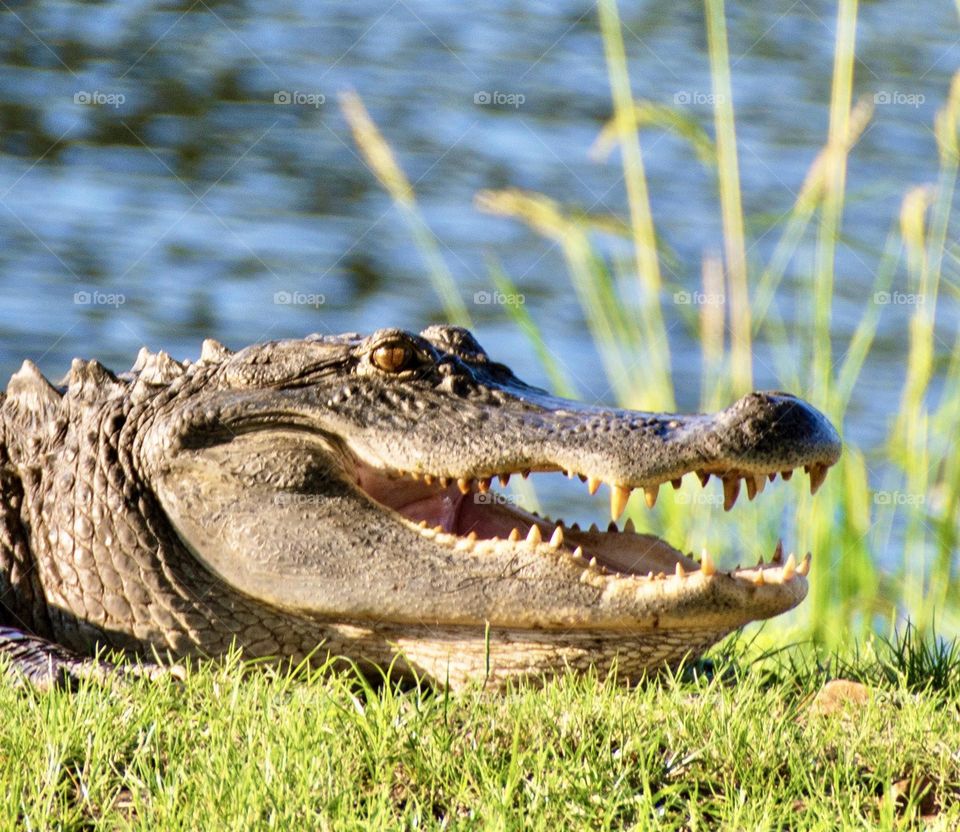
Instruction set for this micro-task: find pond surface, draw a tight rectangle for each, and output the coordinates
[0,0,956,561]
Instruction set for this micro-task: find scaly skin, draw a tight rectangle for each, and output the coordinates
[0,326,841,688]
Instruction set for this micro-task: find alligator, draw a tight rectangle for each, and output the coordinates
[0,326,841,689]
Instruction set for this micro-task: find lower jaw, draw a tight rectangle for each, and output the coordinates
[329,615,737,689]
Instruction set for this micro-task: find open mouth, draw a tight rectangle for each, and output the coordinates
[354,460,826,586]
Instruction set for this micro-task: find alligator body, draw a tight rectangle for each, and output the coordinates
[0,327,840,688]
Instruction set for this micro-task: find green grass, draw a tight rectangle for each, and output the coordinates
[4,636,960,829]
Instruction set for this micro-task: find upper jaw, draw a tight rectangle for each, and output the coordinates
[347,387,841,527]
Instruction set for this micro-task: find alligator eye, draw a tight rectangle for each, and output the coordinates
[371,343,414,373]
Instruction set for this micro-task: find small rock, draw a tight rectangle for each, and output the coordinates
[808,678,872,716]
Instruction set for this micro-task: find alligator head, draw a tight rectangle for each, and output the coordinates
[2,325,841,688]
[131,325,839,685]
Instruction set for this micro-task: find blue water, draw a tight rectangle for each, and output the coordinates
[0,0,957,563]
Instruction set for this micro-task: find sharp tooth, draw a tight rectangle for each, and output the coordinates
[809,463,828,494]
[610,485,631,520]
[499,473,511,487]
[589,523,599,533]
[797,553,811,576]
[781,469,793,481]
[697,471,711,487]
[423,474,434,486]
[782,553,797,580]
[675,562,686,578]
[526,525,542,545]
[508,528,521,542]
[572,546,584,560]
[607,521,619,533]
[434,525,444,534]
[754,475,766,496]
[587,476,601,495]
[466,531,478,541]
[746,477,758,501]
[522,470,530,479]
[477,477,492,493]
[439,477,450,489]
[701,548,717,576]
[767,472,777,483]
[549,526,564,548]
[623,517,636,533]
[457,478,472,495]
[566,469,576,479]
[578,474,587,483]
[589,557,598,567]
[418,520,428,528]
[722,477,741,511]
[772,539,784,563]
[644,484,659,509]
[671,477,683,489]
[409,471,420,481]
[570,522,580,532]
[751,571,765,585]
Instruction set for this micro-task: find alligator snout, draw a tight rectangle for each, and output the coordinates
[707,391,842,485]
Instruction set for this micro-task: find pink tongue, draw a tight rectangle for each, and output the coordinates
[398,492,464,532]
[454,494,538,538]
[396,490,537,538]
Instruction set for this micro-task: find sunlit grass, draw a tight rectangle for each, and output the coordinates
[5,638,960,828]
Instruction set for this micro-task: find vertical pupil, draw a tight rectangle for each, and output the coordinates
[377,345,408,371]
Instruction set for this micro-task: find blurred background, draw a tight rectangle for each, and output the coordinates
[0,0,957,638]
